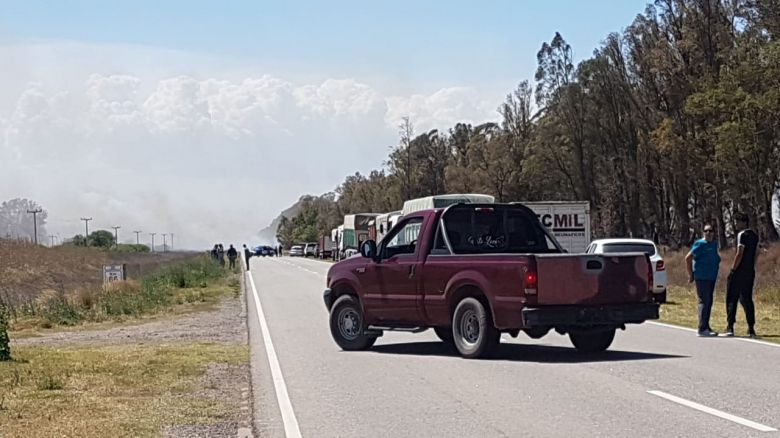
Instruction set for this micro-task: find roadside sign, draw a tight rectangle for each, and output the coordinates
[103,264,126,284]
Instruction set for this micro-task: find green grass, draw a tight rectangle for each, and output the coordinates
[661,285,780,342]
[8,256,241,333]
[0,342,248,438]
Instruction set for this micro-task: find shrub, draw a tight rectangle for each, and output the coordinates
[0,304,11,361]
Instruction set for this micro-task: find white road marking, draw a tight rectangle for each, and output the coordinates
[647,321,780,349]
[648,390,777,432]
[246,270,303,438]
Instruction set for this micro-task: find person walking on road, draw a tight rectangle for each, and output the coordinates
[243,244,251,271]
[725,213,760,337]
[686,224,720,337]
[227,244,238,270]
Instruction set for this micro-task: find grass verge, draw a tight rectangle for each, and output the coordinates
[661,286,780,342]
[7,256,241,333]
[0,342,248,437]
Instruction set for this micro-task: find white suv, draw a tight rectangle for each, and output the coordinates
[586,238,667,302]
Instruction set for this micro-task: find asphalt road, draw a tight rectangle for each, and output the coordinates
[246,256,780,438]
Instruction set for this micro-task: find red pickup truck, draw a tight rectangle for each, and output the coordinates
[323,203,660,358]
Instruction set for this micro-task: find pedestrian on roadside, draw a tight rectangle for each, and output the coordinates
[278,244,283,257]
[243,244,251,270]
[227,244,238,269]
[211,244,219,261]
[685,223,720,337]
[725,213,760,337]
[218,244,225,267]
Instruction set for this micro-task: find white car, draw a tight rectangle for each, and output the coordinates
[585,238,667,301]
[289,245,304,257]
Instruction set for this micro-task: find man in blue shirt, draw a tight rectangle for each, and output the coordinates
[685,224,720,337]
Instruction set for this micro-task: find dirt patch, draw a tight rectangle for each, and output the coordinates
[13,295,245,347]
[11,293,253,437]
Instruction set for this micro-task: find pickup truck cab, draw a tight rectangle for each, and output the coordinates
[323,203,660,358]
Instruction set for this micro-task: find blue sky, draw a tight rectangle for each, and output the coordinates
[0,0,650,90]
[0,1,654,248]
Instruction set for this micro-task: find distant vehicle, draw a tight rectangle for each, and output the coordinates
[252,245,274,257]
[341,213,380,259]
[586,238,667,302]
[375,210,402,243]
[401,194,495,216]
[289,245,305,257]
[318,236,335,259]
[519,201,591,254]
[304,242,318,257]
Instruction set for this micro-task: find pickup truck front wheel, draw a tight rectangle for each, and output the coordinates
[569,328,616,353]
[452,297,499,358]
[329,295,377,351]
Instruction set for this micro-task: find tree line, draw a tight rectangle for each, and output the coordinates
[281,0,780,249]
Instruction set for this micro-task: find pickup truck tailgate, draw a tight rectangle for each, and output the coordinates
[534,253,651,305]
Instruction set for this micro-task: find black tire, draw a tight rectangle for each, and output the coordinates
[329,295,376,351]
[569,328,616,353]
[452,297,499,358]
[433,327,454,345]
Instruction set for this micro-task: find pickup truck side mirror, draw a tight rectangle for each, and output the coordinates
[360,240,379,261]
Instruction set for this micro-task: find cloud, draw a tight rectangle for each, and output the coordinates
[0,42,500,248]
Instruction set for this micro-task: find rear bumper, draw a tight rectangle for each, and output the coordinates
[521,303,660,327]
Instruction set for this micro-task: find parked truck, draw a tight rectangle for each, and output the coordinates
[318,235,335,259]
[323,203,660,359]
[519,201,591,254]
[340,213,380,259]
[374,210,402,243]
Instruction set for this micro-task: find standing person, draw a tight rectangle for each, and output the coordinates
[227,244,238,269]
[685,224,721,337]
[725,213,760,337]
[243,244,251,270]
[278,243,283,257]
[211,244,219,261]
[218,244,225,267]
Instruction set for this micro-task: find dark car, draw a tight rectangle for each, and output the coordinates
[253,245,275,257]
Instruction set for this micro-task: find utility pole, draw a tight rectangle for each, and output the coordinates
[150,233,156,252]
[170,233,174,251]
[133,230,142,245]
[111,226,121,248]
[27,208,43,245]
[50,235,55,247]
[80,217,93,246]
[162,233,168,253]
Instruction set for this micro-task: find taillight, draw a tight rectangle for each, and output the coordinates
[524,258,538,295]
[655,260,665,271]
[646,256,654,293]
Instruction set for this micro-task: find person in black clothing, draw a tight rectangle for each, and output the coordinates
[243,244,251,270]
[725,213,760,337]
[226,244,238,269]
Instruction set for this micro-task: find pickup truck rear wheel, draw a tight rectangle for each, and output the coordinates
[329,295,376,351]
[569,328,616,353]
[452,297,499,358]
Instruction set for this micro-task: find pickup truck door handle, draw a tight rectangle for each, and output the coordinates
[408,265,416,279]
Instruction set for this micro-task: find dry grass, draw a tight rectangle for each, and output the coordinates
[0,342,248,437]
[660,243,780,341]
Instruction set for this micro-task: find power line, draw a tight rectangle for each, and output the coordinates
[27,208,43,245]
[133,230,142,245]
[80,217,92,246]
